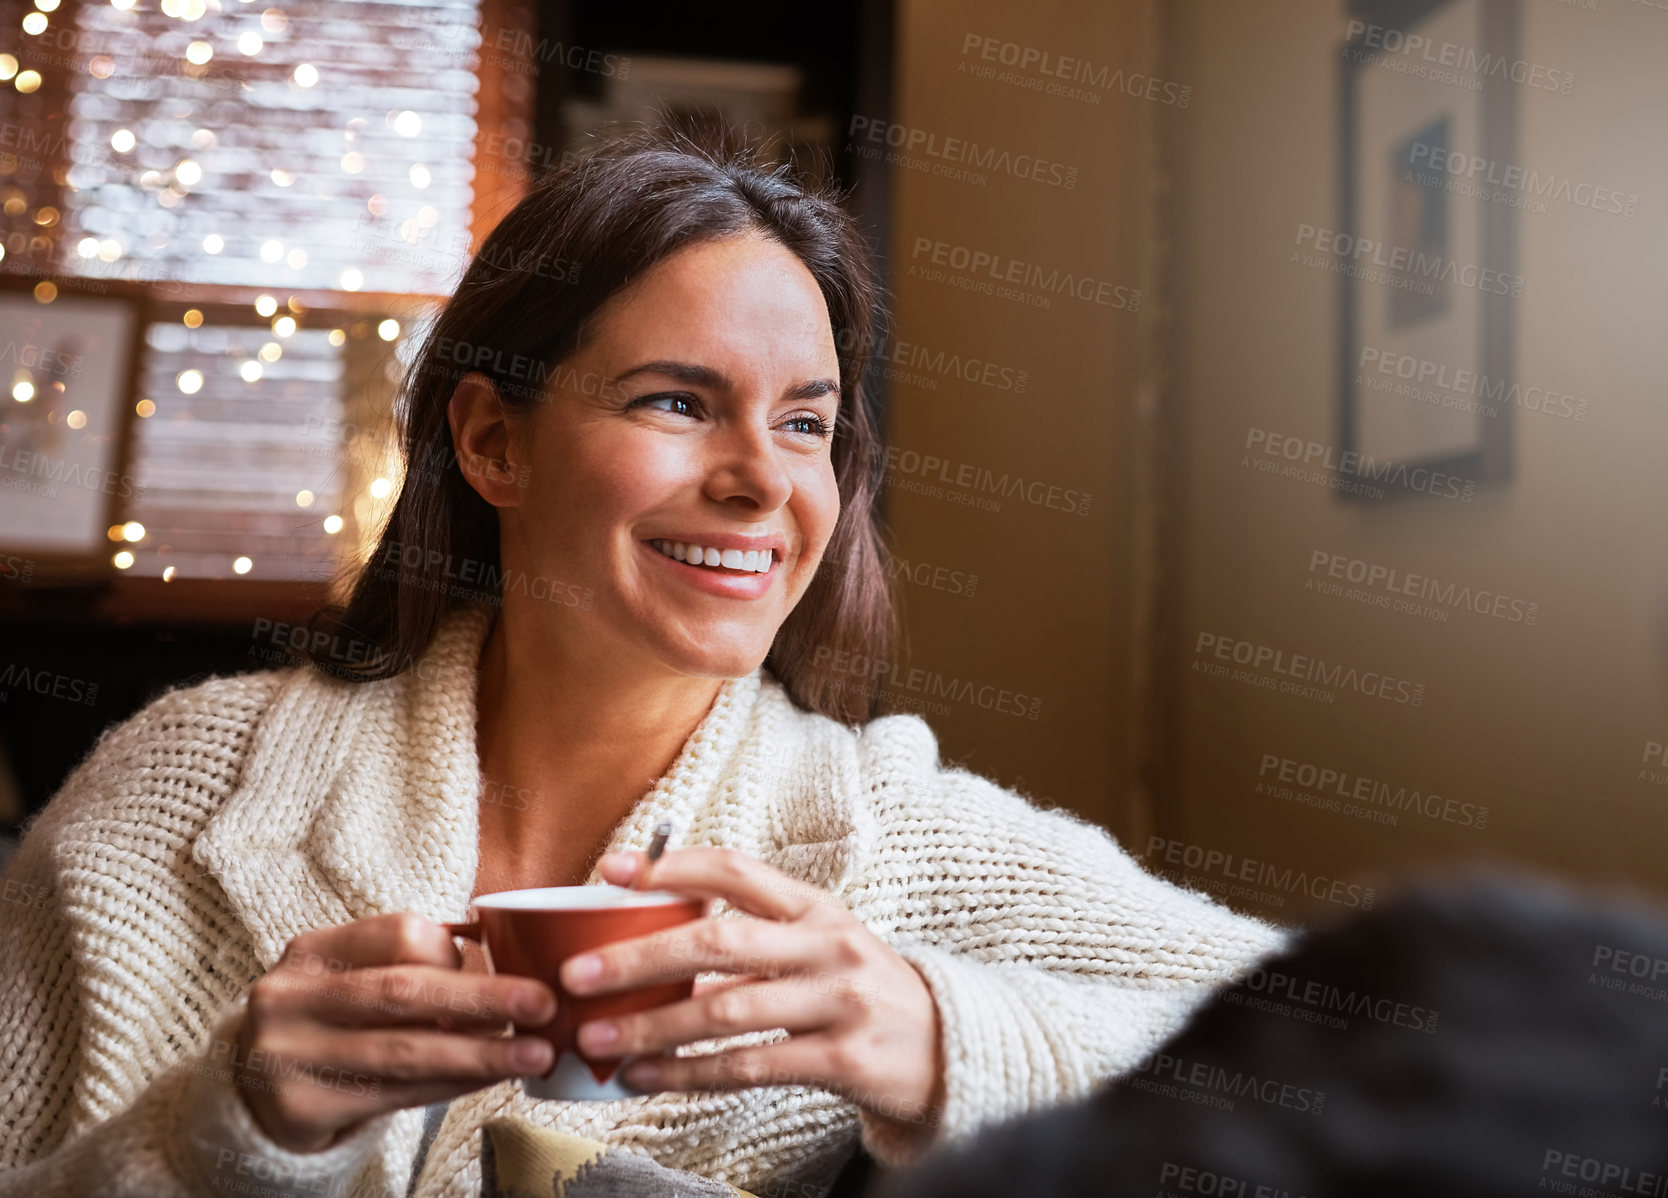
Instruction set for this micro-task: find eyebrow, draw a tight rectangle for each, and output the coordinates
[611,360,840,402]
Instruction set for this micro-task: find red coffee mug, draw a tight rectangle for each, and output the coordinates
[446,885,706,1100]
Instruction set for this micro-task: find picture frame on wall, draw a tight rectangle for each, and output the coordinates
[0,280,145,579]
[1336,0,1519,502]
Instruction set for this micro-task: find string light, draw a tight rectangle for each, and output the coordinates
[254,294,277,316]
[232,556,253,574]
[293,62,317,87]
[122,521,145,541]
[322,515,343,534]
[377,318,399,340]
[113,551,134,569]
[66,410,86,429]
[239,360,262,382]
[111,128,135,152]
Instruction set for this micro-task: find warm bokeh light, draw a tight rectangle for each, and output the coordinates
[272,315,297,337]
[122,521,145,542]
[254,294,277,317]
[295,489,314,507]
[113,551,134,569]
[12,380,36,403]
[293,62,318,87]
[232,556,253,575]
[32,280,55,302]
[65,410,86,429]
[322,514,343,534]
[135,399,156,418]
[377,318,400,341]
[369,477,393,499]
[183,308,203,328]
[15,70,43,93]
[202,233,224,253]
[111,128,136,152]
[177,369,203,394]
[239,360,263,382]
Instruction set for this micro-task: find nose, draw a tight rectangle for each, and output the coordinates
[701,418,793,513]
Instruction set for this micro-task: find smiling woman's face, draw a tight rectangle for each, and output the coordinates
[490,232,843,680]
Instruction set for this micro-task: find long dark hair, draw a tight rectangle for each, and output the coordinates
[305,120,895,725]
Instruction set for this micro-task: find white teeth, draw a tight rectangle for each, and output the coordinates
[652,540,774,573]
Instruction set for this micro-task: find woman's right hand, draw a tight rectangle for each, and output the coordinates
[233,912,557,1153]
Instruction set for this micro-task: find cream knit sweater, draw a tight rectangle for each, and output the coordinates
[0,603,1289,1197]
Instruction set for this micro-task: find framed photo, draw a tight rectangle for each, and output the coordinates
[0,280,144,577]
[1337,0,1518,501]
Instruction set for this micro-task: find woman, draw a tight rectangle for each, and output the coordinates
[0,124,1287,1198]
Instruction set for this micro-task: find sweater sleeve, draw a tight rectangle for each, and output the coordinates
[845,714,1293,1170]
[0,679,398,1197]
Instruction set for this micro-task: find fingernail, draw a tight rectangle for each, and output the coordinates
[511,1038,553,1073]
[580,1020,618,1051]
[510,984,553,1024]
[565,954,601,988]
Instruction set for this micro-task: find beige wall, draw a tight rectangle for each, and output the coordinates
[885,0,1668,925]
[881,0,1161,837]
[1157,0,1668,921]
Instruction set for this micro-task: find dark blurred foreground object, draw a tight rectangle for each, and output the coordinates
[870,874,1668,1198]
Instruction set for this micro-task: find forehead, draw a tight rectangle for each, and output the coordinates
[587,234,838,371]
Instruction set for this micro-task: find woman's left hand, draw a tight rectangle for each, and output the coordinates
[561,847,945,1137]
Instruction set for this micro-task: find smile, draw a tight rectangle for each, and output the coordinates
[650,539,776,575]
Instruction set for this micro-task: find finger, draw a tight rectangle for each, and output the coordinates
[578,977,846,1060]
[279,913,463,973]
[563,914,831,996]
[262,965,557,1030]
[598,847,833,922]
[304,1025,558,1089]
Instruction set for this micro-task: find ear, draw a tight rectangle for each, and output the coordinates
[447,371,523,508]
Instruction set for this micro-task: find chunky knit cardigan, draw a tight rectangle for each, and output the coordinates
[0,603,1289,1197]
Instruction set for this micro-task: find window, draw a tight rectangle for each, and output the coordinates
[1,0,532,584]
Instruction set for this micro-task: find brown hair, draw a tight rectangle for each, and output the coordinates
[305,120,895,725]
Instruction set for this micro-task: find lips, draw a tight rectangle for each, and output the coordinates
[649,539,775,574]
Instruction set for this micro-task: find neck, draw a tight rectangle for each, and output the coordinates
[471,601,727,867]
